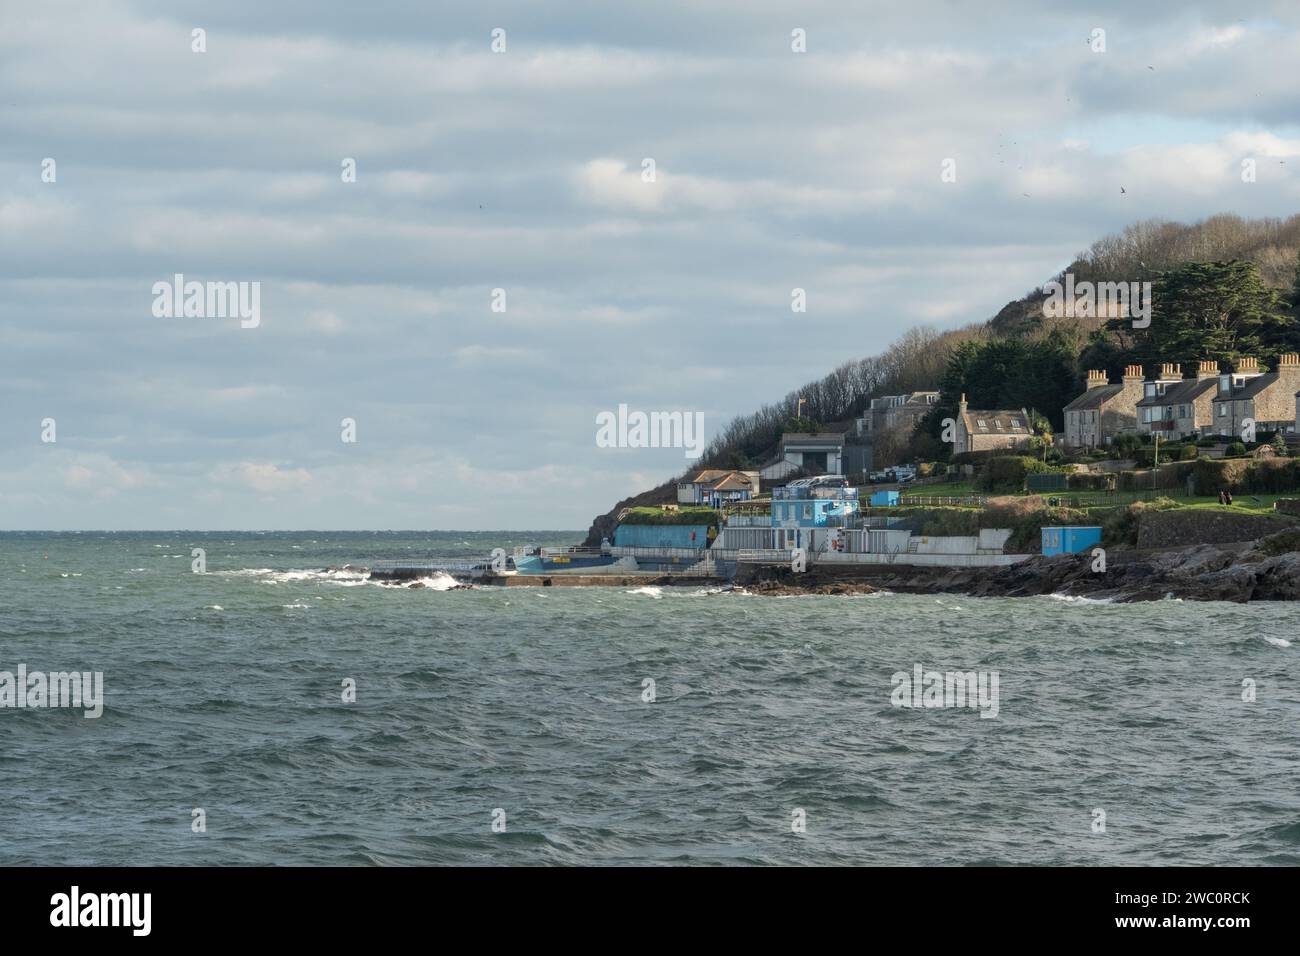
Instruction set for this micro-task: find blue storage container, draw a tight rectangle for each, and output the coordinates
[1041,526,1102,556]
[870,490,900,507]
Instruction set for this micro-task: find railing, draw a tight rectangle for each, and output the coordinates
[609,546,708,559]
[737,549,792,563]
[897,495,989,506]
[772,485,858,500]
[651,561,724,577]
[1044,488,1192,508]
[722,514,771,527]
[369,560,486,573]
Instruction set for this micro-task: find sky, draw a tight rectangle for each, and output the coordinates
[3,1,1300,530]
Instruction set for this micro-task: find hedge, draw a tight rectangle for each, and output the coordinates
[1191,457,1300,495]
[974,456,1064,493]
[1067,471,1117,491]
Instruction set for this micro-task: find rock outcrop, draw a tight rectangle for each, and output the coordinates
[738,529,1300,602]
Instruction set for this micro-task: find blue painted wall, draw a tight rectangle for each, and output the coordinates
[769,499,859,527]
[614,524,712,549]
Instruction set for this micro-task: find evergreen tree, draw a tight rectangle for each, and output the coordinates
[1105,259,1292,366]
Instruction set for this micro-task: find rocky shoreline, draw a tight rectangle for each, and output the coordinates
[738,527,1300,602]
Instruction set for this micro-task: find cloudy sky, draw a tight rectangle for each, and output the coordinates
[3,1,1299,530]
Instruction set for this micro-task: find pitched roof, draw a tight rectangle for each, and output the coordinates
[683,469,732,484]
[1064,383,1124,411]
[780,432,846,448]
[709,472,754,491]
[1136,377,1217,408]
[1215,372,1279,402]
[961,410,1030,435]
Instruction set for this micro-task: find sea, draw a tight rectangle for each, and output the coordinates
[1,530,1297,866]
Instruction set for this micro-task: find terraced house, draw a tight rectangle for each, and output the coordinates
[1062,365,1144,448]
[1211,355,1300,440]
[1136,361,1219,440]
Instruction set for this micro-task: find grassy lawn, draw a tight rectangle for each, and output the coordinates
[889,484,1297,517]
[620,506,719,525]
[1162,494,1291,514]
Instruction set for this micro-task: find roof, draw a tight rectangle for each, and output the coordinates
[1215,372,1279,402]
[682,469,732,484]
[1136,377,1217,408]
[780,432,846,448]
[1064,383,1124,411]
[709,473,754,491]
[961,410,1030,435]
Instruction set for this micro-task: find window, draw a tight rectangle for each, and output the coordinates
[802,503,812,520]
[1218,404,1227,418]
[977,419,988,429]
[1010,418,1022,428]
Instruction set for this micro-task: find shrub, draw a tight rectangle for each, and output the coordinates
[1111,432,1142,456]
[1117,461,1195,491]
[974,455,1062,493]
[982,497,1088,552]
[1178,444,1199,461]
[1226,442,1247,457]
[1192,457,1299,494]
[1066,471,1116,491]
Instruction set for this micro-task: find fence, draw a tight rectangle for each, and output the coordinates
[1043,488,1192,508]
[897,495,989,506]
[722,514,771,528]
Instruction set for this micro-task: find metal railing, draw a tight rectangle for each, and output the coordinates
[737,549,793,563]
[773,485,858,500]
[898,495,989,506]
[368,560,486,573]
[722,514,771,527]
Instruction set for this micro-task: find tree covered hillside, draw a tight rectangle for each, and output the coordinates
[583,213,1300,545]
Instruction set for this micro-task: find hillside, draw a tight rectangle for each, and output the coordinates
[582,213,1300,546]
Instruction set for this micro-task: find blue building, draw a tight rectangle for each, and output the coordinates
[1041,526,1102,556]
[770,485,859,526]
[869,490,900,507]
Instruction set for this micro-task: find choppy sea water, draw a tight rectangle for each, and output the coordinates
[1,530,1297,866]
